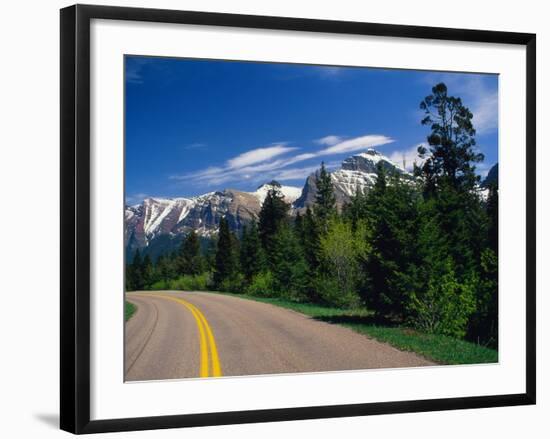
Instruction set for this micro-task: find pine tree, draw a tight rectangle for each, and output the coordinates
[239,221,265,284]
[363,166,420,319]
[301,206,321,272]
[129,249,144,290]
[342,185,368,230]
[179,230,204,275]
[416,82,484,194]
[416,82,490,278]
[258,184,290,261]
[142,254,154,289]
[213,216,239,288]
[486,182,498,254]
[270,222,308,301]
[314,162,336,229]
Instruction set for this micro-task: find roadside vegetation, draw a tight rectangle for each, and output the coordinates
[125,300,137,322]
[125,83,498,362]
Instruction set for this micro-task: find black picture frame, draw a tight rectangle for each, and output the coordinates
[60,4,536,434]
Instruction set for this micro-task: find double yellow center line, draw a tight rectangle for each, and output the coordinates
[154,293,222,378]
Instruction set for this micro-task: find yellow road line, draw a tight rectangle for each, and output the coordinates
[186,301,222,377]
[148,293,222,378]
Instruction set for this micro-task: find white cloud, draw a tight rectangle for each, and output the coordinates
[319,135,394,156]
[388,144,426,172]
[471,89,498,135]
[315,135,343,146]
[227,144,296,169]
[172,134,394,188]
[272,165,321,181]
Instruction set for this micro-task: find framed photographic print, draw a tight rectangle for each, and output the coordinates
[60,4,536,434]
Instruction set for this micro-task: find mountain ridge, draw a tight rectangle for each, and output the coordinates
[125,149,417,256]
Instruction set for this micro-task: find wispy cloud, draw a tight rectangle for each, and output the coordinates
[318,135,394,156]
[171,134,394,188]
[315,135,343,146]
[227,145,296,168]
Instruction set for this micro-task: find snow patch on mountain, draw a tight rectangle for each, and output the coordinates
[253,183,302,204]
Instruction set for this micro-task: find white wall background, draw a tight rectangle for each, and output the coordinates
[0,0,546,437]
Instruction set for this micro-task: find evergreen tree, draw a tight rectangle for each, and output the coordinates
[416,82,484,194]
[179,230,204,275]
[213,217,239,288]
[314,162,336,229]
[203,238,217,272]
[342,185,368,231]
[128,249,144,290]
[155,254,177,282]
[486,182,498,254]
[270,222,308,301]
[142,254,154,289]
[239,221,265,284]
[363,166,420,319]
[258,184,290,261]
[302,207,322,271]
[416,82,490,278]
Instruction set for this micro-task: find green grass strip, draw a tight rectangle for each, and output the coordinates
[125,300,137,322]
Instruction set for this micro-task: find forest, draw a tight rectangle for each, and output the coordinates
[125,83,499,349]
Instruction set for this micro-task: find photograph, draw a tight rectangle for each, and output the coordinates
[123,55,499,382]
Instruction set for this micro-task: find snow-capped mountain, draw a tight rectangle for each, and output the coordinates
[294,149,408,209]
[125,183,303,255]
[253,182,303,204]
[125,149,406,255]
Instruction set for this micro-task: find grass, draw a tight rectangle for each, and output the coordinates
[211,292,498,365]
[125,300,137,322]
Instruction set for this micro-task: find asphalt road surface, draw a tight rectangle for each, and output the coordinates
[125,291,434,381]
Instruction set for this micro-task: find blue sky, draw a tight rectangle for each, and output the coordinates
[125,55,498,203]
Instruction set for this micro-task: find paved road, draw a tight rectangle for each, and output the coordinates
[125,291,433,381]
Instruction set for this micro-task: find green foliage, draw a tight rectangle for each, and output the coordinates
[407,259,476,338]
[314,162,336,229]
[317,218,369,307]
[218,273,245,294]
[416,82,483,194]
[213,217,239,288]
[468,248,498,347]
[270,223,308,301]
[258,184,290,260]
[362,165,421,318]
[149,273,211,291]
[124,301,137,322]
[345,323,497,365]
[486,182,498,253]
[239,221,266,284]
[245,271,275,297]
[178,230,204,275]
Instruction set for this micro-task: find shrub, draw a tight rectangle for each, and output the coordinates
[217,273,245,294]
[312,275,360,308]
[245,271,275,297]
[407,258,476,338]
[147,273,212,291]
